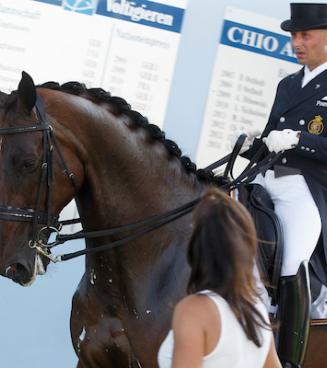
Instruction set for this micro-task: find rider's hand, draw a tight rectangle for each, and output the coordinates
[229,129,261,153]
[262,129,300,153]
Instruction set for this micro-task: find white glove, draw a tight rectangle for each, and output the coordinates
[229,129,261,153]
[262,129,299,153]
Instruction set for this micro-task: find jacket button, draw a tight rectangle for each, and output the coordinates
[282,158,287,164]
[280,117,286,122]
[299,119,305,125]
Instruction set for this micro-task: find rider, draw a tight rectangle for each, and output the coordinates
[241,3,327,367]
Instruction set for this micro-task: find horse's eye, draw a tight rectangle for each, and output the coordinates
[22,158,38,172]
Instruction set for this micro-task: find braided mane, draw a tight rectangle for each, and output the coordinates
[38,81,225,186]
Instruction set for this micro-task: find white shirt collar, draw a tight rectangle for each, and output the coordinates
[302,61,327,87]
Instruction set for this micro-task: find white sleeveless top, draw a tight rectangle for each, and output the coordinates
[158,290,272,368]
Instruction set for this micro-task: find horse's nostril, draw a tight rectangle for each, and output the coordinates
[5,264,16,278]
[5,263,30,284]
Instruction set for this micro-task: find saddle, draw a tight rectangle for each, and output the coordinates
[238,183,327,310]
[238,183,283,303]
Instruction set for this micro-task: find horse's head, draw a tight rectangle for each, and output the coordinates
[0,72,84,286]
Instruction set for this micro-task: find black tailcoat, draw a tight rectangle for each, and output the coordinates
[244,67,327,278]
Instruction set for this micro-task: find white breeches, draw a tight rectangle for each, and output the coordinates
[253,170,321,276]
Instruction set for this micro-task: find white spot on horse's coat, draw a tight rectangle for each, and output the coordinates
[77,326,86,352]
[35,254,45,275]
[21,254,45,287]
[146,310,151,314]
[79,327,86,342]
[90,269,96,285]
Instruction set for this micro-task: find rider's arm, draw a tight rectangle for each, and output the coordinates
[294,130,327,163]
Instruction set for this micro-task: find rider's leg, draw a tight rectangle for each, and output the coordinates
[277,261,311,368]
[262,171,321,367]
[263,171,321,277]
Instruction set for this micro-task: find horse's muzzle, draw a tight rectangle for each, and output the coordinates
[5,262,32,285]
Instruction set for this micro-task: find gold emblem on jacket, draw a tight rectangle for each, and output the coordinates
[308,115,324,135]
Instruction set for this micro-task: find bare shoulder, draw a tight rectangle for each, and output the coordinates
[172,293,221,357]
[172,294,210,340]
[173,294,217,326]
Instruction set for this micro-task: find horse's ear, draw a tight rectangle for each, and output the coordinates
[17,71,36,114]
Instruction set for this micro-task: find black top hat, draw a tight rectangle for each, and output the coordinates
[281,3,327,32]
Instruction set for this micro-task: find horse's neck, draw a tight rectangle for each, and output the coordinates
[48,90,204,232]
[72,105,202,295]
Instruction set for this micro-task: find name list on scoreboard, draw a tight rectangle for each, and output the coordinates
[208,69,267,152]
[0,0,187,127]
[196,7,299,169]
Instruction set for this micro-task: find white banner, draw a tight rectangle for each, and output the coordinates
[0,0,187,127]
[196,6,300,171]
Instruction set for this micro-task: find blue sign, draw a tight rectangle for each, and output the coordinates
[97,0,185,33]
[221,20,298,64]
[33,0,185,31]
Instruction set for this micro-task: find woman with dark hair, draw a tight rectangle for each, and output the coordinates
[158,187,281,368]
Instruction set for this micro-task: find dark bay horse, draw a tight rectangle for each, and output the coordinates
[0,72,221,367]
[0,72,326,367]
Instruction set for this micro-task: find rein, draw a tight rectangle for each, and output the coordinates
[1,96,281,263]
[51,137,281,262]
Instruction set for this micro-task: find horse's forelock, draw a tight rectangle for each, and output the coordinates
[2,91,18,114]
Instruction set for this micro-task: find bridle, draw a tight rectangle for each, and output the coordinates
[0,95,282,264]
[0,95,76,261]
